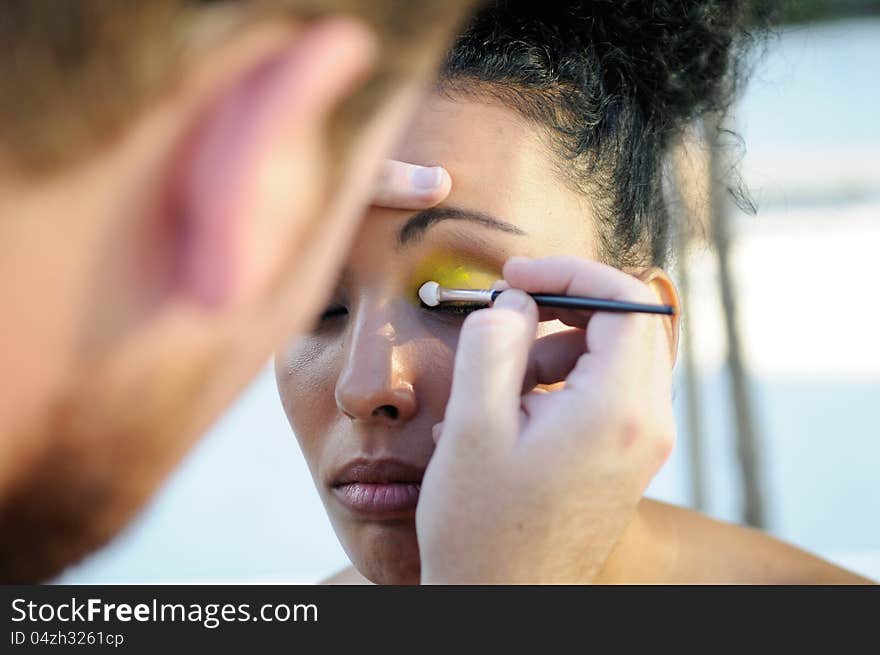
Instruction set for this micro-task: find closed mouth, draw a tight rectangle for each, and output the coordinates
[331,459,425,517]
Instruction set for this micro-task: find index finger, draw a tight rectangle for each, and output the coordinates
[502,256,659,364]
[503,256,652,304]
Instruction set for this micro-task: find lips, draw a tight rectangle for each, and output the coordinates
[331,459,425,517]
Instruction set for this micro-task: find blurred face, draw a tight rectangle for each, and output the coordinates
[0,18,427,582]
[276,93,600,583]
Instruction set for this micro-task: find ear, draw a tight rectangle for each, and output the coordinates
[171,17,377,310]
[634,267,681,366]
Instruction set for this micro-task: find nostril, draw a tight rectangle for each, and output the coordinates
[373,405,399,420]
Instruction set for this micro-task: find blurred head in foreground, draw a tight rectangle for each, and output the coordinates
[0,0,478,582]
[277,0,765,584]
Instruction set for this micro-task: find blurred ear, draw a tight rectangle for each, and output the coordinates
[635,267,681,366]
[171,17,377,310]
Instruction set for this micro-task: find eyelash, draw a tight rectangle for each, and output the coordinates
[316,302,483,326]
[319,305,348,322]
[427,302,482,317]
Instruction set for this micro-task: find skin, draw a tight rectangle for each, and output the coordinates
[279,95,599,583]
[278,92,873,585]
[0,4,458,582]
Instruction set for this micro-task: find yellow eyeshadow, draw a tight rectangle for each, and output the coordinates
[409,253,499,304]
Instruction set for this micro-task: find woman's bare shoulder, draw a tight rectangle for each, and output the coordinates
[320,502,874,584]
[628,499,874,584]
[321,566,373,585]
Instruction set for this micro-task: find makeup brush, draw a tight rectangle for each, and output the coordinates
[418,281,675,316]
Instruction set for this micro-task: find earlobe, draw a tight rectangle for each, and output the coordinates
[170,18,377,311]
[635,267,681,366]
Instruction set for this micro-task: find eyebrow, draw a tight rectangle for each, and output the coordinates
[396,206,527,247]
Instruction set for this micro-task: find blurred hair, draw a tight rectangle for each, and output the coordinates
[441,0,775,266]
[0,0,478,176]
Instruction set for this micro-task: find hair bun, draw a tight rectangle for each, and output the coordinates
[453,0,764,131]
[444,0,768,266]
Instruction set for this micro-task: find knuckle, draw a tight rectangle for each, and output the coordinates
[616,411,646,452]
[614,404,676,457]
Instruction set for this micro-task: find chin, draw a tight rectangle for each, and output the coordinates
[0,391,193,582]
[0,451,136,583]
[345,520,422,585]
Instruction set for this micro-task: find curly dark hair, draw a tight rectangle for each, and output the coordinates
[441,0,772,267]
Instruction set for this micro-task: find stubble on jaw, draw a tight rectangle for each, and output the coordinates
[0,330,231,583]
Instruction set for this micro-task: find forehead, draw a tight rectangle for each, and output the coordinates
[389,93,595,254]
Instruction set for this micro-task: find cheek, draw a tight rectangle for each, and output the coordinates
[409,327,458,413]
[275,336,341,459]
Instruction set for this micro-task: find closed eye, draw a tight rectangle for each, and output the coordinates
[318,299,484,330]
[423,302,484,319]
[319,305,348,322]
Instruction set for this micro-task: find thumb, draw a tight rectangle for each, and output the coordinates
[373,160,451,209]
[442,290,538,452]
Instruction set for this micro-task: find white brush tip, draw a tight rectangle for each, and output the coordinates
[418,281,441,307]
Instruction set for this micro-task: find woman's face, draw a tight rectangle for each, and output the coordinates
[276,93,600,583]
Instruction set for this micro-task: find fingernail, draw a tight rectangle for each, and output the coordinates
[506,256,532,266]
[410,165,444,190]
[490,279,510,291]
[493,289,532,312]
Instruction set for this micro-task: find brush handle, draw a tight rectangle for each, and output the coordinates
[489,290,675,315]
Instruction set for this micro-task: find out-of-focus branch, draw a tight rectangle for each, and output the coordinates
[704,112,766,529]
[670,133,708,513]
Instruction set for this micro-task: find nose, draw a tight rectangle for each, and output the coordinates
[335,318,418,425]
